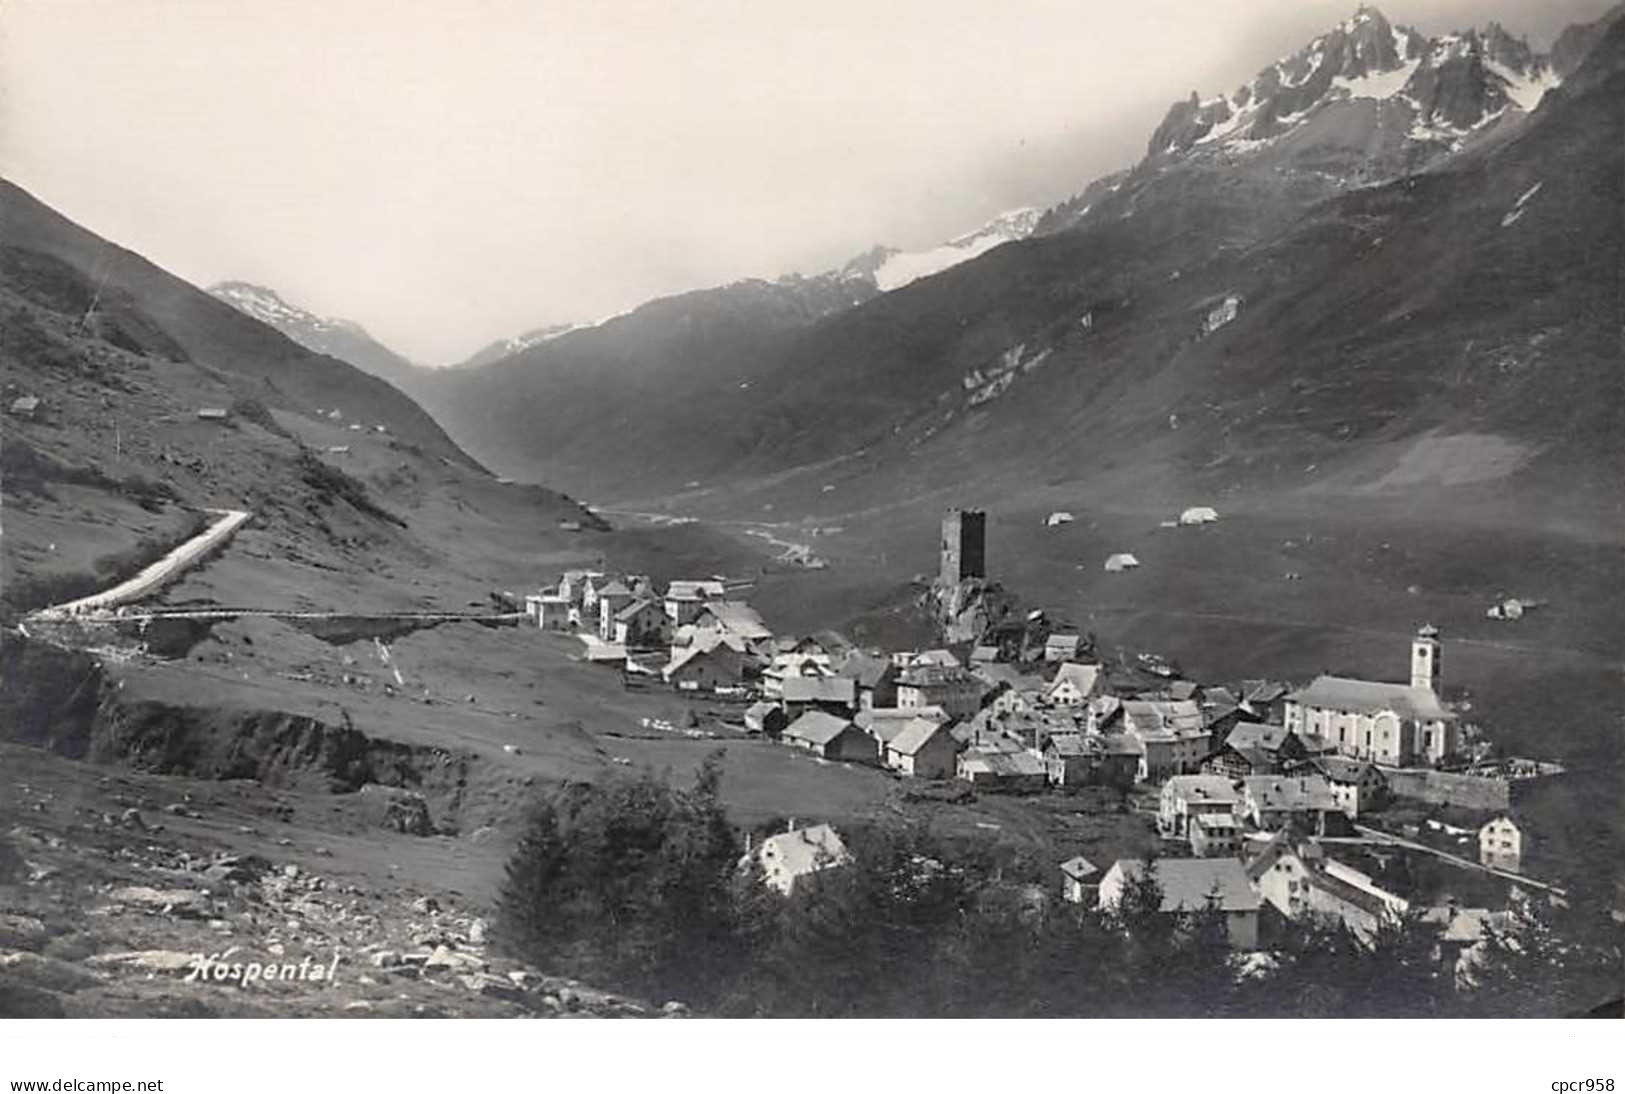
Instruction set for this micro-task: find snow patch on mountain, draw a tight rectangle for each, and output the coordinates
[1487,60,1560,112]
[1333,57,1421,100]
[872,208,1041,292]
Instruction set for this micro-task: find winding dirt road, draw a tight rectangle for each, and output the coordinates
[32,507,252,619]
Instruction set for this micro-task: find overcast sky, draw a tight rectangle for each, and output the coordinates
[3,0,1611,363]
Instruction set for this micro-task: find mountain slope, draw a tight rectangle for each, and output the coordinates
[415,6,1616,504]
[208,280,426,390]
[0,181,478,471]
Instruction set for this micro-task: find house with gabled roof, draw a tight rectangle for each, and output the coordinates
[1045,662,1102,707]
[744,700,788,738]
[751,824,852,896]
[1238,775,1342,834]
[1246,832,1407,941]
[613,598,670,649]
[1309,755,1389,818]
[837,652,899,710]
[782,711,876,764]
[1121,699,1208,782]
[883,716,961,779]
[663,579,727,624]
[781,675,857,722]
[896,663,982,719]
[1059,856,1099,904]
[1159,774,1243,842]
[694,600,773,643]
[595,580,638,639]
[663,632,749,689]
[1097,858,1261,949]
[1045,633,1083,663]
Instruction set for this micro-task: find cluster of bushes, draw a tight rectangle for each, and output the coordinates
[295,449,406,528]
[496,758,1622,1018]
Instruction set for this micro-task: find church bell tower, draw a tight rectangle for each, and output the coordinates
[1411,624,1441,691]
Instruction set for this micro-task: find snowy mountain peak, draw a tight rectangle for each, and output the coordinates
[1146,7,1561,164]
[866,207,1041,292]
[209,280,419,383]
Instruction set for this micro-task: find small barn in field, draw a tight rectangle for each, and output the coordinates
[1179,506,1219,525]
[1104,553,1140,573]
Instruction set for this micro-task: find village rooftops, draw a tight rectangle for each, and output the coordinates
[960,750,1046,778]
[837,652,895,688]
[1048,662,1102,695]
[781,676,857,705]
[1289,676,1455,721]
[614,597,660,621]
[888,717,950,757]
[897,663,976,687]
[1225,722,1298,753]
[1420,905,1509,943]
[697,601,773,640]
[1314,755,1380,784]
[1242,775,1340,814]
[666,579,727,601]
[1121,699,1205,737]
[1060,856,1098,880]
[1166,774,1243,804]
[783,710,857,747]
[1107,858,1260,914]
[855,706,946,743]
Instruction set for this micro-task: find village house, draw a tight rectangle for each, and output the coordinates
[1045,662,1102,707]
[1045,633,1083,663]
[1059,856,1099,904]
[751,824,852,896]
[782,711,877,764]
[883,717,961,779]
[1158,775,1244,842]
[1041,732,1139,791]
[837,652,900,710]
[9,395,41,418]
[781,676,857,722]
[196,406,230,421]
[1246,833,1408,941]
[1097,858,1261,950]
[1239,680,1291,724]
[613,598,670,649]
[526,592,573,631]
[956,747,1047,793]
[1237,775,1342,835]
[693,601,773,647]
[1283,627,1458,767]
[663,579,727,625]
[896,663,983,719]
[1201,722,1327,778]
[1478,816,1523,872]
[761,651,835,700]
[1420,903,1514,988]
[556,570,602,607]
[969,644,1002,666]
[744,700,788,738]
[1309,755,1389,818]
[594,580,637,640]
[1116,699,1208,782]
[1191,813,1243,857]
[893,648,963,670]
[854,706,943,752]
[662,632,749,689]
